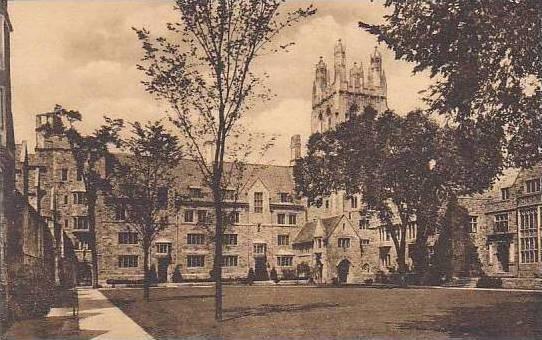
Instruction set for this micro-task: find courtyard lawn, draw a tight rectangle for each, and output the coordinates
[101,286,542,339]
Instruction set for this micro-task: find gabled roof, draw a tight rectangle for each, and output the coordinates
[293,215,343,244]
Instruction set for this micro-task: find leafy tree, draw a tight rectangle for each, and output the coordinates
[110,121,182,301]
[360,0,542,167]
[38,105,123,288]
[134,0,315,320]
[294,107,503,278]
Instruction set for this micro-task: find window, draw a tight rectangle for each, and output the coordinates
[277,256,293,267]
[278,235,289,246]
[187,233,205,245]
[156,243,171,254]
[338,238,351,248]
[60,169,69,181]
[184,210,194,223]
[315,237,322,248]
[495,213,509,232]
[501,187,510,200]
[72,192,86,205]
[187,255,205,267]
[519,208,538,263]
[359,217,369,230]
[63,195,69,205]
[468,216,478,233]
[76,239,89,251]
[189,187,203,198]
[277,213,286,225]
[73,216,89,230]
[223,234,238,246]
[224,189,236,201]
[230,211,240,224]
[254,192,263,213]
[64,219,69,229]
[157,187,168,210]
[351,196,358,209]
[325,200,329,209]
[288,214,297,225]
[118,232,138,244]
[222,255,238,267]
[253,243,266,254]
[360,239,370,245]
[0,87,3,130]
[197,210,209,224]
[115,204,127,221]
[76,168,84,181]
[279,193,292,203]
[0,16,4,70]
[118,255,138,268]
[526,178,541,193]
[380,248,391,267]
[407,223,417,240]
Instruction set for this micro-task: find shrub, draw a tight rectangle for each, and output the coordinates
[270,267,279,283]
[8,262,54,321]
[282,269,297,280]
[149,264,158,284]
[246,268,255,285]
[476,276,502,288]
[364,278,374,285]
[171,265,183,283]
[296,262,311,279]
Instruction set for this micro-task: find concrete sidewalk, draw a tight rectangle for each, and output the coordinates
[78,288,154,340]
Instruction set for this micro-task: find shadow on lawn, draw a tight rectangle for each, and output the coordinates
[223,302,340,321]
[395,300,542,338]
[107,294,214,307]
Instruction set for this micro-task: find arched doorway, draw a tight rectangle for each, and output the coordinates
[77,262,92,286]
[337,259,351,284]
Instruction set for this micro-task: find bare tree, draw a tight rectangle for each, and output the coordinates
[134,0,315,320]
[110,121,182,301]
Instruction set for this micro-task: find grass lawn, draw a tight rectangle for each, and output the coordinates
[101,286,542,339]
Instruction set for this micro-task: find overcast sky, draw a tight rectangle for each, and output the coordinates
[10,0,431,165]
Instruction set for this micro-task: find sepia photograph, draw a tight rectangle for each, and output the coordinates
[0,0,541,338]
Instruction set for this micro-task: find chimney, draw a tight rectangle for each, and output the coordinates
[290,134,301,165]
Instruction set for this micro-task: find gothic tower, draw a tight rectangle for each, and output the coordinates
[311,39,388,134]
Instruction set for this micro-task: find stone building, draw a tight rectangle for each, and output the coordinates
[311,39,387,134]
[457,167,542,279]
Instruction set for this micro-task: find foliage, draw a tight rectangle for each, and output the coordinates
[246,268,255,285]
[110,120,182,300]
[360,0,542,166]
[476,276,503,289]
[7,262,55,321]
[294,106,503,274]
[172,265,183,283]
[38,105,123,288]
[270,267,279,283]
[134,0,315,321]
[296,262,311,279]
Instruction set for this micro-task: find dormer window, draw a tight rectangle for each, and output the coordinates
[224,189,236,201]
[189,187,203,198]
[254,192,263,213]
[501,187,510,200]
[279,192,292,203]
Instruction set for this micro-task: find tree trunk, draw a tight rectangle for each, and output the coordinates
[213,196,223,321]
[88,197,99,289]
[143,241,150,302]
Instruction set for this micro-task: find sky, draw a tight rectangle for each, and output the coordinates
[9,0,432,165]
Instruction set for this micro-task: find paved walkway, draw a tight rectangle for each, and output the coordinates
[78,288,154,340]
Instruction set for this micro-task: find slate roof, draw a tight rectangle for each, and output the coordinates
[293,215,343,244]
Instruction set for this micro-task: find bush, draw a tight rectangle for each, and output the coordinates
[270,267,279,283]
[363,278,374,285]
[246,268,255,285]
[476,276,502,288]
[149,264,158,284]
[297,262,311,279]
[171,265,183,283]
[8,262,54,321]
[282,269,297,280]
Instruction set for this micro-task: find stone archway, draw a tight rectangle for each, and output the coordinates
[337,259,351,284]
